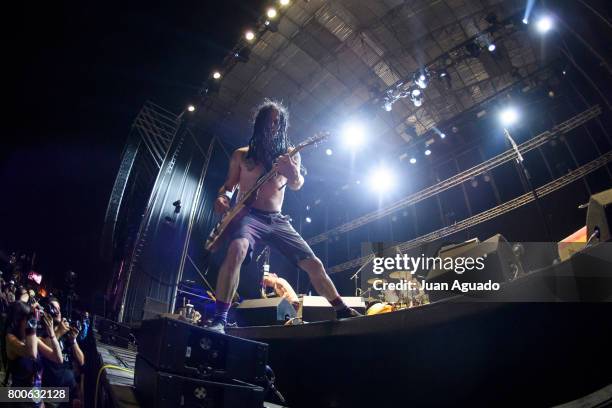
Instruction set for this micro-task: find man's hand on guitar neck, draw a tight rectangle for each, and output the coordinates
[275,153,304,190]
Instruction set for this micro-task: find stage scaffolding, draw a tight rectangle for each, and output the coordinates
[101,102,227,323]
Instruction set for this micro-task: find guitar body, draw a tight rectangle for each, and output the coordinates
[204,204,248,253]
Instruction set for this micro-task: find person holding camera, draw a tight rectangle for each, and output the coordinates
[40,297,84,407]
[5,301,63,406]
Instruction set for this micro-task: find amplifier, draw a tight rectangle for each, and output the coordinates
[97,318,132,338]
[235,298,296,327]
[134,355,265,408]
[137,317,268,384]
[426,234,523,302]
[301,296,366,322]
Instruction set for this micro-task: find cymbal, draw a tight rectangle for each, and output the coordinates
[363,297,379,303]
[367,277,386,285]
[389,271,412,280]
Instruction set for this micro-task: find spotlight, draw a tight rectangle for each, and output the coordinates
[488,44,496,52]
[245,30,255,41]
[499,107,519,127]
[187,105,196,112]
[368,167,395,192]
[325,148,333,156]
[424,149,431,156]
[305,216,312,223]
[267,8,277,19]
[409,157,417,164]
[410,88,423,107]
[440,133,446,139]
[522,18,529,25]
[341,122,366,149]
[279,0,290,6]
[414,71,428,89]
[212,71,221,79]
[536,16,553,33]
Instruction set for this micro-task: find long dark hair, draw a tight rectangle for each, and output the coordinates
[5,301,31,339]
[245,99,291,171]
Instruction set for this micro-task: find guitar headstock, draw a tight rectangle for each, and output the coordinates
[298,131,330,150]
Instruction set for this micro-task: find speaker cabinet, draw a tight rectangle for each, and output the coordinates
[587,188,612,243]
[234,297,296,327]
[301,296,366,322]
[426,234,523,302]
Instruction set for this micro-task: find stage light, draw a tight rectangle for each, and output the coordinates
[267,8,277,18]
[325,148,333,156]
[409,157,417,164]
[212,71,221,79]
[305,216,312,223]
[187,105,196,112]
[306,205,310,211]
[384,101,393,112]
[341,122,366,148]
[279,0,290,6]
[440,133,446,139]
[522,18,529,24]
[488,44,496,52]
[499,107,519,127]
[536,16,553,33]
[245,30,255,41]
[410,88,423,107]
[414,71,428,89]
[368,167,395,192]
[424,149,431,156]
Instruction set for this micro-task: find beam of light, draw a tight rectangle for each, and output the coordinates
[368,167,395,193]
[488,44,496,52]
[409,157,417,164]
[536,16,553,33]
[245,30,255,41]
[212,71,221,79]
[187,105,196,112]
[523,0,536,25]
[341,121,366,149]
[424,149,432,156]
[325,148,333,156]
[499,107,519,127]
[305,216,312,223]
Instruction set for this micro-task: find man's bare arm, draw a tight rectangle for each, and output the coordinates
[285,151,304,191]
[214,148,243,213]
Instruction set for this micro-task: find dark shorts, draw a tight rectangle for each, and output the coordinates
[229,208,316,265]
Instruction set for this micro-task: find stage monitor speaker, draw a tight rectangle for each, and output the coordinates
[587,188,612,243]
[137,317,268,384]
[234,297,296,327]
[134,355,265,408]
[142,296,169,320]
[301,296,366,322]
[426,234,523,302]
[97,317,132,338]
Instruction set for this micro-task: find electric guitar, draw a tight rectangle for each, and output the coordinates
[204,131,329,252]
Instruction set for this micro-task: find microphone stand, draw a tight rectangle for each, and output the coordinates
[504,128,553,242]
[350,254,374,297]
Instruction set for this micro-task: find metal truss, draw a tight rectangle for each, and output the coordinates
[309,105,602,246]
[329,149,612,274]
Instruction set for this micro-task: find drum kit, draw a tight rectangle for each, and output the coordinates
[364,272,429,316]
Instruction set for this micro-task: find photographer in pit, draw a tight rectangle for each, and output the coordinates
[39,297,84,407]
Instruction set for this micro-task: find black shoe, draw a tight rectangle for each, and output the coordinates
[206,319,226,334]
[336,307,362,319]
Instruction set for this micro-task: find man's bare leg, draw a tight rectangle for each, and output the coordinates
[210,238,249,331]
[298,257,361,318]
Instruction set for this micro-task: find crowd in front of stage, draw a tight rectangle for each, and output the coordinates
[0,250,90,408]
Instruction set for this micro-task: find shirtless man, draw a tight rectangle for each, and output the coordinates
[209,99,360,333]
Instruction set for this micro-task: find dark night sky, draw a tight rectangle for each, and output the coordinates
[2,1,266,302]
